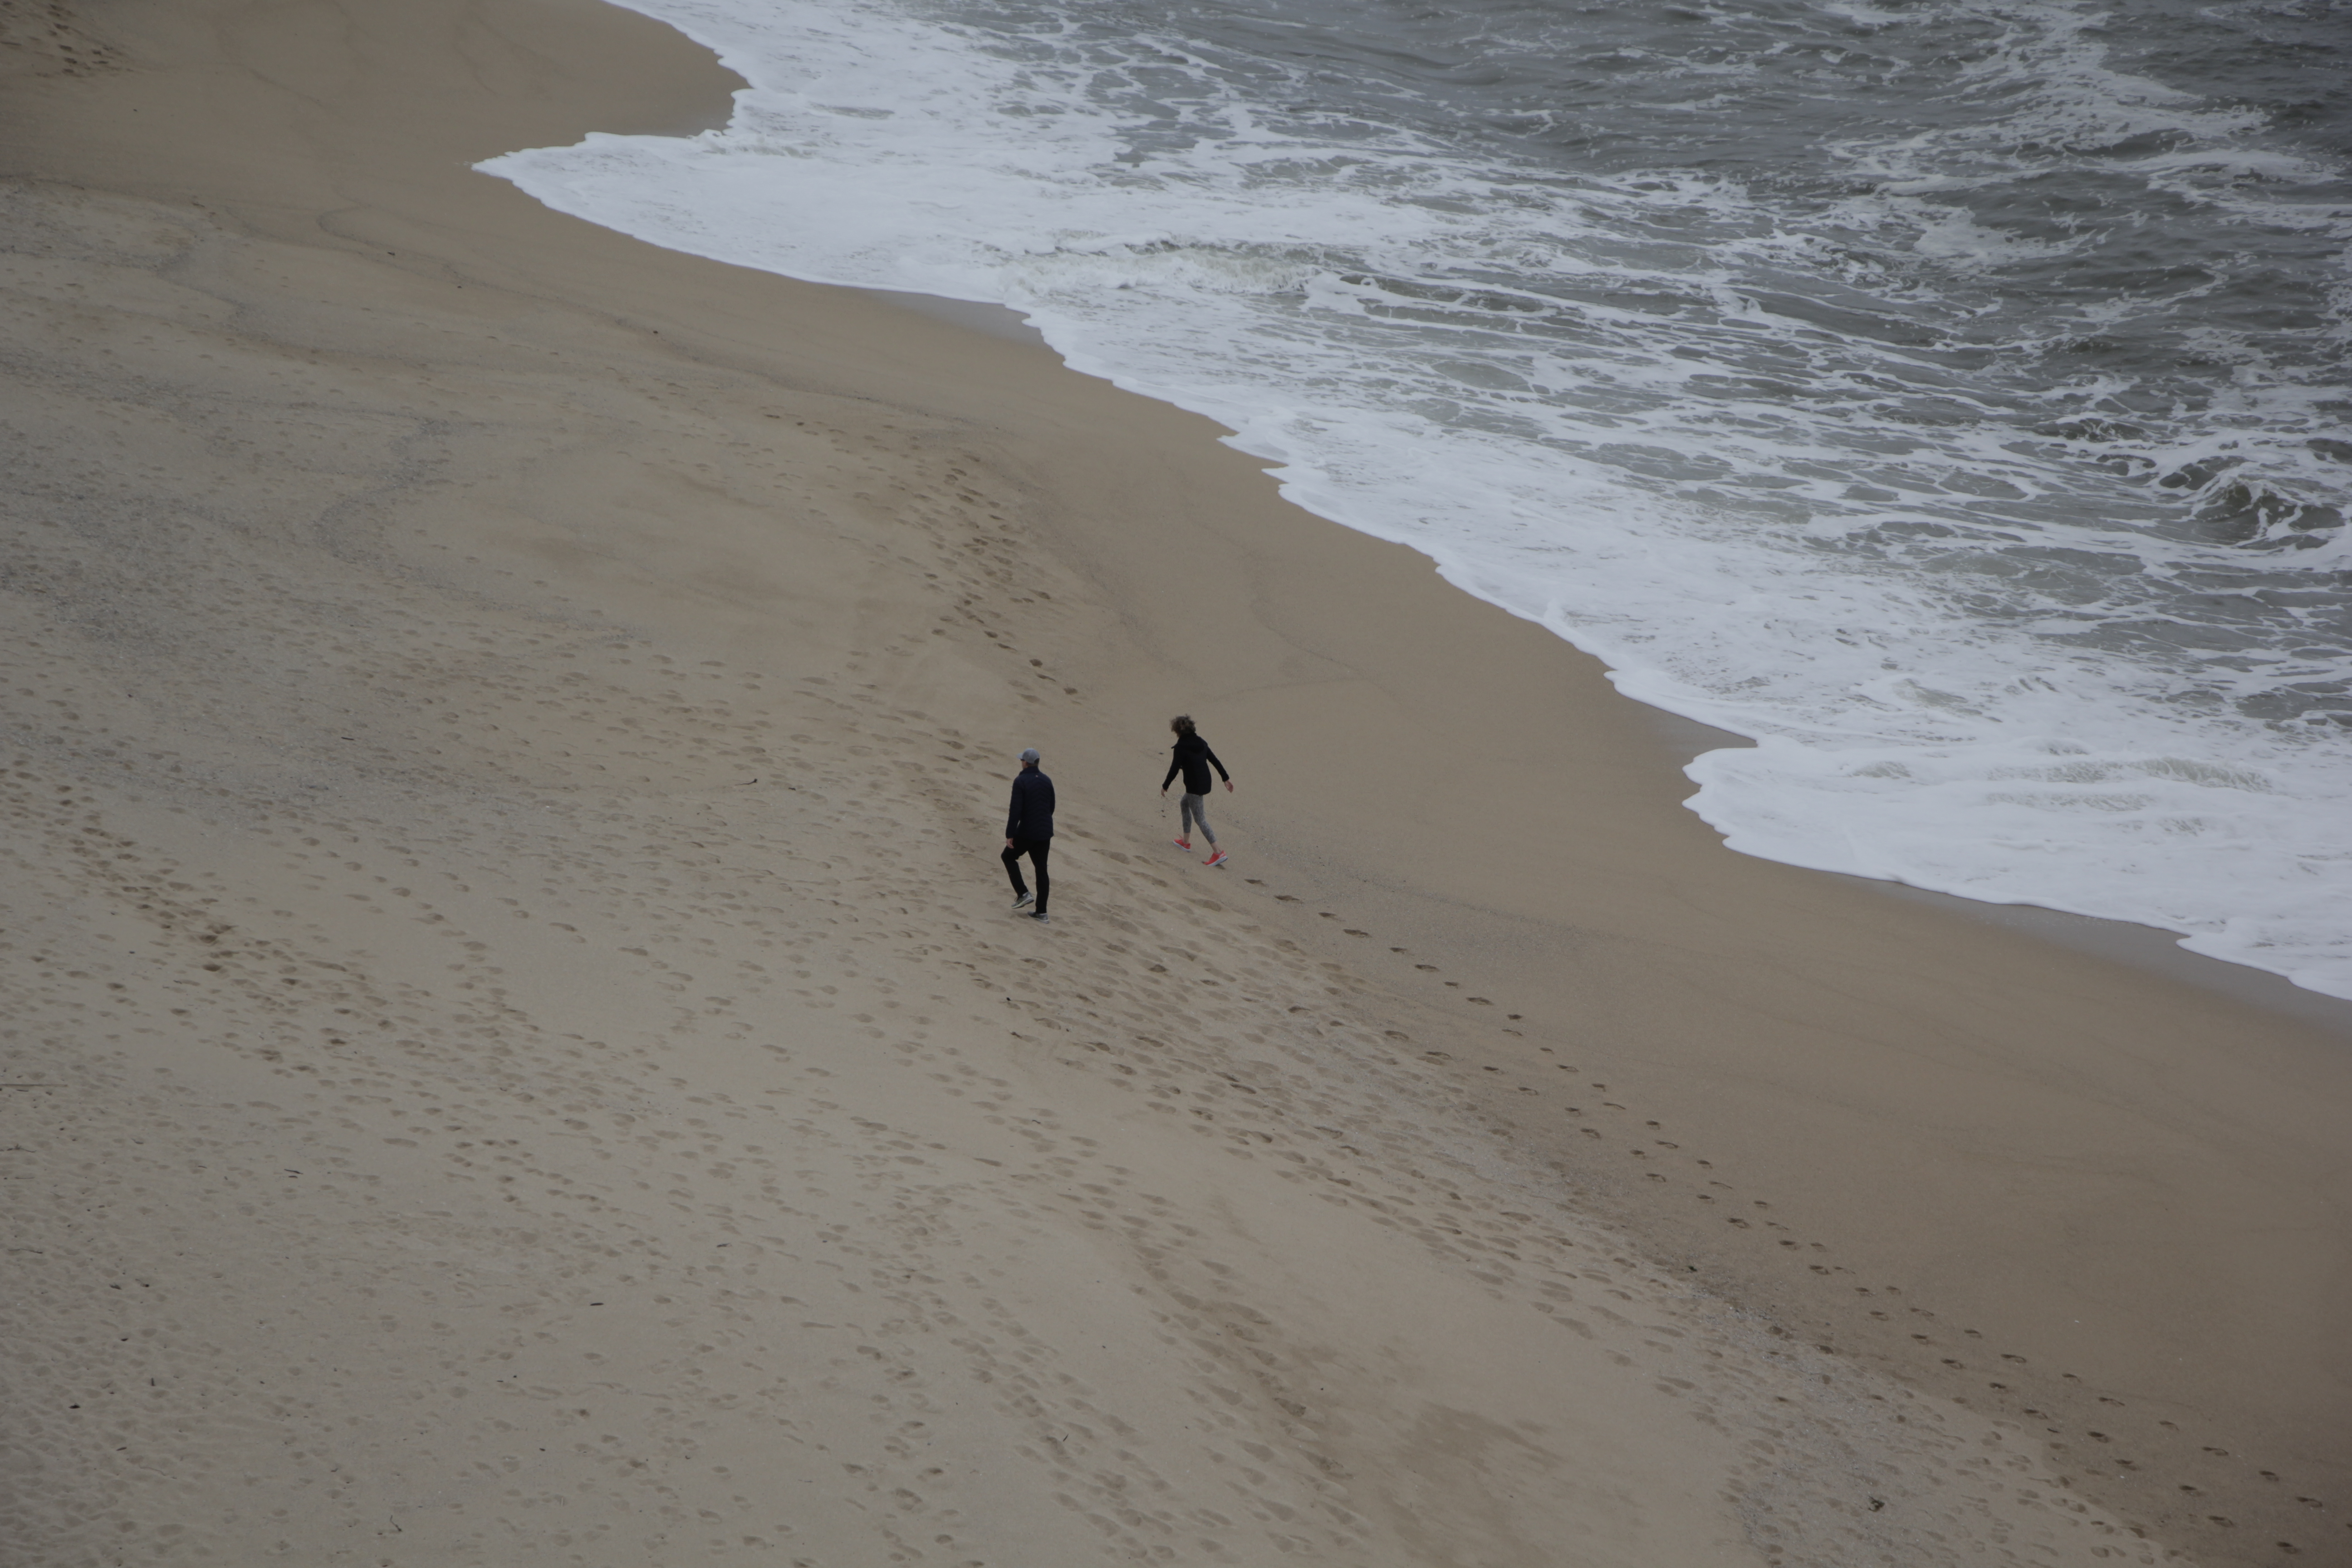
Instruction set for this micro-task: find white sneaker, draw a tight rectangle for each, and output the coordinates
[1029,911,1050,923]
[1012,891,1034,909]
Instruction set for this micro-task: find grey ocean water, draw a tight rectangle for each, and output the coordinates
[488,0,2352,990]
[957,0,2352,687]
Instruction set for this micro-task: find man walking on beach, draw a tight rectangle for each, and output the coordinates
[1161,715,1234,868]
[1003,746,1054,923]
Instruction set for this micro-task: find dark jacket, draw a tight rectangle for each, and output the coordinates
[1162,733,1229,796]
[1006,767,1055,840]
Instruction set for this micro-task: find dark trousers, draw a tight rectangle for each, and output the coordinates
[1002,838,1050,913]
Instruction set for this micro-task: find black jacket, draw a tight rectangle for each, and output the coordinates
[1162,733,1230,796]
[1006,767,1055,840]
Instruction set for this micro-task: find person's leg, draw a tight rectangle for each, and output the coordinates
[1184,793,1217,847]
[1001,842,1029,898]
[1028,840,1051,914]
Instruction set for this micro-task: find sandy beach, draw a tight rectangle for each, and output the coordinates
[3,2,2347,1563]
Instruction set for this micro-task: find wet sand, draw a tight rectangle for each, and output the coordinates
[2,1,2347,1563]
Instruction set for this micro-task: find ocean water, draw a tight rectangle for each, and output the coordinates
[482,0,2352,995]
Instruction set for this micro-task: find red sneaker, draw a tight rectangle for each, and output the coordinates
[1171,838,1191,851]
[1203,849,1229,868]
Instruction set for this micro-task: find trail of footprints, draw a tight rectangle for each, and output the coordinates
[0,0,124,79]
[1151,862,2332,1560]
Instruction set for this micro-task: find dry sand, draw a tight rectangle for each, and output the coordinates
[2,1,2347,1563]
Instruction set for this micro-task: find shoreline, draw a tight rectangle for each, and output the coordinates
[1873,881,2352,1041]
[858,284,2352,1039]
[2,2,2346,1563]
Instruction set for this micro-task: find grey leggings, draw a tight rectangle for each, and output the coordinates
[1180,792,1217,846]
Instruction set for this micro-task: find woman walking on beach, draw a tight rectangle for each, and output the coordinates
[1161,715,1233,867]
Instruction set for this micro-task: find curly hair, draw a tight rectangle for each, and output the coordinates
[1169,714,1196,736]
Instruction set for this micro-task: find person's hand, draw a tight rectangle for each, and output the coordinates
[1224,779,1235,792]
[1004,838,1015,850]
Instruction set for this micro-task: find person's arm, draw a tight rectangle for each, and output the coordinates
[1161,755,1181,793]
[1205,745,1232,789]
[1005,777,1024,844]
